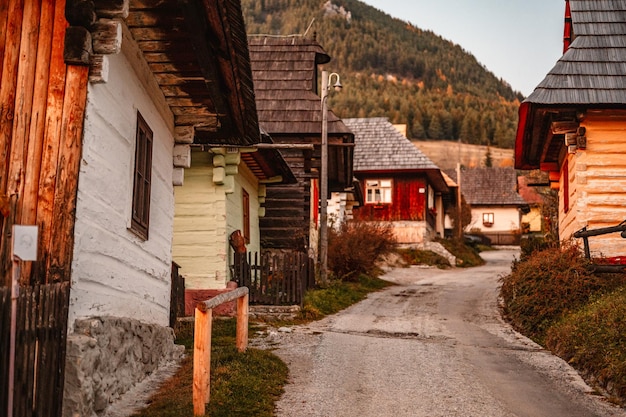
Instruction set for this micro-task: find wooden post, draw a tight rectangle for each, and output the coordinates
[193,307,212,416]
[236,293,249,352]
[192,287,249,415]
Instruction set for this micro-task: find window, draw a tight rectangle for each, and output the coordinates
[482,212,494,227]
[366,179,392,204]
[242,188,250,243]
[131,112,153,240]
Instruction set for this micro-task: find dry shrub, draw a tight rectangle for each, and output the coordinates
[500,244,626,344]
[328,220,396,281]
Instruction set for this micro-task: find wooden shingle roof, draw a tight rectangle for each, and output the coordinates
[345,117,448,191]
[126,0,259,146]
[248,36,352,137]
[515,0,626,170]
[448,168,527,207]
[527,0,626,105]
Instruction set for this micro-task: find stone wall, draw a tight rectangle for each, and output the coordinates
[62,317,184,417]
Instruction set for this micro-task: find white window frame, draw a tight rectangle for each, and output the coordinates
[482,212,494,227]
[365,179,393,204]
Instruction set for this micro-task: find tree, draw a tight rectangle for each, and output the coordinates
[484,146,493,167]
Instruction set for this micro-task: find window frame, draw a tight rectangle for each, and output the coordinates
[482,212,494,227]
[365,178,393,205]
[130,112,153,240]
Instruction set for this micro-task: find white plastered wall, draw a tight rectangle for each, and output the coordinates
[69,46,175,328]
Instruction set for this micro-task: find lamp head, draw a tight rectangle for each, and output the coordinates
[333,79,343,91]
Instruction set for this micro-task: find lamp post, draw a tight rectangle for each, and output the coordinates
[319,70,342,285]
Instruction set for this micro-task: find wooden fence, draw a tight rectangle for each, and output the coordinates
[193,287,249,416]
[0,282,71,417]
[231,251,315,305]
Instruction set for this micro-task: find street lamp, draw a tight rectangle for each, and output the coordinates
[319,70,342,284]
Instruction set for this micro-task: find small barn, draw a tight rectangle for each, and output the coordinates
[515,0,626,258]
[345,118,449,244]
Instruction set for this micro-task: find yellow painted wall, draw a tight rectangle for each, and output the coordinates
[173,149,261,290]
[559,111,626,258]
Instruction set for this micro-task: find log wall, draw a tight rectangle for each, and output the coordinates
[0,0,89,286]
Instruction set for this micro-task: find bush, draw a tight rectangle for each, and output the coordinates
[327,220,396,281]
[500,245,626,344]
[546,287,626,403]
[519,234,557,262]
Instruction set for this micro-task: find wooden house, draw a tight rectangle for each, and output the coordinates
[248,36,355,253]
[173,138,295,298]
[1,1,261,415]
[344,117,449,244]
[515,0,626,258]
[449,168,528,245]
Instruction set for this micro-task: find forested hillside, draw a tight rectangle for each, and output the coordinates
[242,0,523,148]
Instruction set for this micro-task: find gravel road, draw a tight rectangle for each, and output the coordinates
[253,248,626,417]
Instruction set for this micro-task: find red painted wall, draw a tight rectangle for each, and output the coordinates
[354,175,427,222]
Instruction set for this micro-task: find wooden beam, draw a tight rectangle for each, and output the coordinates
[64,26,92,65]
[91,18,122,55]
[65,0,97,27]
[89,54,109,83]
[94,0,129,19]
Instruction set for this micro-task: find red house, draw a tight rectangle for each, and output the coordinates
[345,118,449,243]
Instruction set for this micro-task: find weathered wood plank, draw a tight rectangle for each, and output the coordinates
[45,65,89,283]
[22,0,55,226]
[35,0,68,282]
[7,0,40,225]
[0,0,23,196]
[0,0,10,88]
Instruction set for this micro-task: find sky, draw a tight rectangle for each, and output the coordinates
[360,0,565,97]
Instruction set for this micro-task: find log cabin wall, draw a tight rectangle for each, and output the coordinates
[0,0,90,286]
[260,143,311,251]
[559,110,626,258]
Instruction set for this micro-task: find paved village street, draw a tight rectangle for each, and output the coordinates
[257,249,626,417]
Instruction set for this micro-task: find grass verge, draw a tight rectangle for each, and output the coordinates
[132,274,391,416]
[131,319,288,417]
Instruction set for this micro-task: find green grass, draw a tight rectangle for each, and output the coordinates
[132,274,391,416]
[131,319,288,417]
[299,273,394,320]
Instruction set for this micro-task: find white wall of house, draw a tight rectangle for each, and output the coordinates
[173,149,261,290]
[559,111,626,258]
[69,47,175,328]
[467,206,520,234]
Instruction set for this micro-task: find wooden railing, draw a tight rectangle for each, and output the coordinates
[193,287,249,416]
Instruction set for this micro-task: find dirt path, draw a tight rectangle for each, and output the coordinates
[254,249,626,417]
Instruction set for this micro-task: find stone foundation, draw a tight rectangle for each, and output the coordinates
[62,317,184,417]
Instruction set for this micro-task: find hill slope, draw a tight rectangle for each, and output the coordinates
[242,0,521,148]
